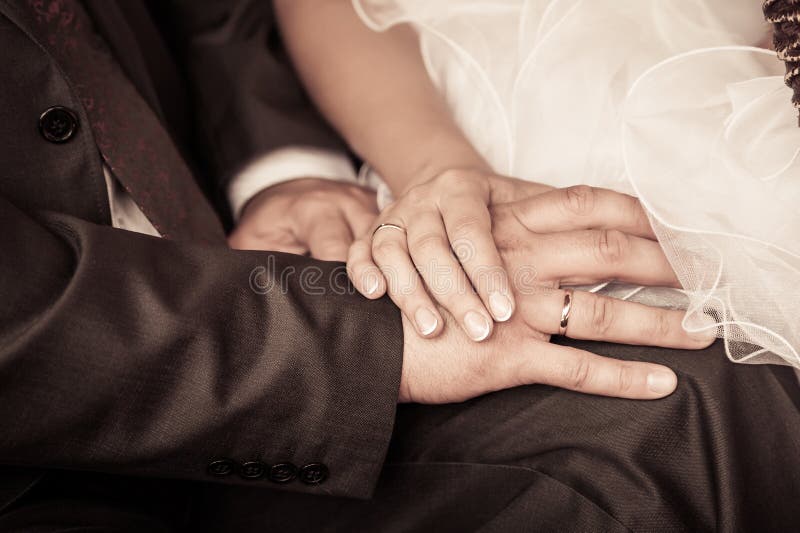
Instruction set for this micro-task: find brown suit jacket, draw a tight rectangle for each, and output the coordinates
[0,0,403,510]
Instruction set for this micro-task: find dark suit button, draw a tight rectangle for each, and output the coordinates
[39,106,79,143]
[207,459,236,477]
[268,462,297,484]
[239,461,266,480]
[299,463,328,485]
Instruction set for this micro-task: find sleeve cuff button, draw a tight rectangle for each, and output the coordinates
[207,459,237,477]
[239,461,267,480]
[268,462,298,484]
[299,463,329,485]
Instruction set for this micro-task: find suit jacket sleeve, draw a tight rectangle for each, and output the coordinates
[158,0,351,191]
[0,194,402,499]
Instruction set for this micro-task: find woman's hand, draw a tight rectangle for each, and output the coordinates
[347,168,548,341]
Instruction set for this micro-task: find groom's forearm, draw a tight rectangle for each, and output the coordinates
[0,195,402,499]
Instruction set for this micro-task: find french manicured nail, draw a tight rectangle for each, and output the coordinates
[647,369,677,396]
[363,274,380,296]
[415,308,438,336]
[489,292,513,322]
[464,311,491,341]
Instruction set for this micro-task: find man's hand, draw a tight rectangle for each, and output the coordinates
[399,309,681,403]
[229,178,378,260]
[399,185,716,404]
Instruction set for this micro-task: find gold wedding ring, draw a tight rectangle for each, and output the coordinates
[558,289,574,336]
[372,223,406,238]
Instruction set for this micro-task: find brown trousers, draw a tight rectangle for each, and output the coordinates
[2,339,798,532]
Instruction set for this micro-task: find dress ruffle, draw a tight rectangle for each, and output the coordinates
[624,48,800,366]
[353,0,800,367]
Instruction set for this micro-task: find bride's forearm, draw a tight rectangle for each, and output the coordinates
[274,0,489,195]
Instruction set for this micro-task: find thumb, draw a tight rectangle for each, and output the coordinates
[304,214,354,261]
[346,207,379,241]
[339,194,379,239]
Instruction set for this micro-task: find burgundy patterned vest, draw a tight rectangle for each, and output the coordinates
[17,0,226,243]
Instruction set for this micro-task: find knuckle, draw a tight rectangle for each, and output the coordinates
[298,190,333,208]
[563,185,597,215]
[448,215,483,238]
[404,184,429,205]
[409,231,449,254]
[564,354,593,390]
[615,193,650,233]
[589,296,616,336]
[372,238,402,258]
[647,311,673,340]
[616,365,635,394]
[436,168,468,188]
[594,229,630,265]
[625,195,648,227]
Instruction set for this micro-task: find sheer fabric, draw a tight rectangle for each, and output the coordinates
[353,0,800,368]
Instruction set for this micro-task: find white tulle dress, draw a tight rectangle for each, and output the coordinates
[353,0,800,369]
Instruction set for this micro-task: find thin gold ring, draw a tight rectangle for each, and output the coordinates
[558,289,574,336]
[372,223,406,238]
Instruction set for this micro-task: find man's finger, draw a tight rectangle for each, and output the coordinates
[503,185,657,239]
[527,229,679,287]
[518,289,716,349]
[342,201,379,240]
[305,214,353,261]
[511,342,678,399]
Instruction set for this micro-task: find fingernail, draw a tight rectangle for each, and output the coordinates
[415,308,438,336]
[647,369,677,396]
[464,311,491,341]
[489,292,513,322]
[363,274,380,296]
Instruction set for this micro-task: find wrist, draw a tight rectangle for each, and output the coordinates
[381,132,492,196]
[405,159,492,196]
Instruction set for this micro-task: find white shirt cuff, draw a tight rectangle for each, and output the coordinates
[228,146,358,220]
[358,163,395,211]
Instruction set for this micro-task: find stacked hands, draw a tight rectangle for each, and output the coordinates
[232,170,716,404]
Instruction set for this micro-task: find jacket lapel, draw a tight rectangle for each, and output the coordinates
[83,0,199,179]
[81,0,166,124]
[1,0,226,243]
[0,0,164,123]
